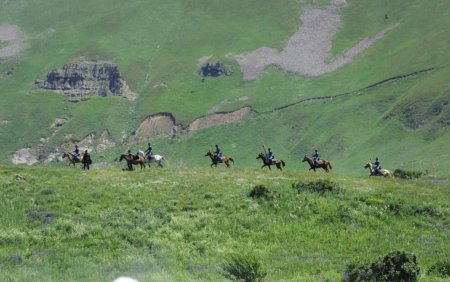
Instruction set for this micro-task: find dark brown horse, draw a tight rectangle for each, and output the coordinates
[256,153,286,171]
[119,154,146,170]
[302,155,332,172]
[62,152,82,167]
[205,151,234,168]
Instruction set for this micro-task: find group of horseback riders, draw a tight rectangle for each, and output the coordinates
[69,143,385,175]
[126,143,154,162]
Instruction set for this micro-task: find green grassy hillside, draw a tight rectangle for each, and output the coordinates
[0,0,449,176]
[1,166,449,281]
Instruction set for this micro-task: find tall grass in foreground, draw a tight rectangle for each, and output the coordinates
[0,165,449,281]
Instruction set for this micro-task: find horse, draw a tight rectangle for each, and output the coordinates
[119,154,146,170]
[146,154,166,168]
[302,155,332,172]
[205,151,234,168]
[62,152,82,167]
[256,153,285,171]
[364,161,392,177]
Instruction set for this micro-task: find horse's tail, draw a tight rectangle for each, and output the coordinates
[229,157,234,163]
[281,160,286,167]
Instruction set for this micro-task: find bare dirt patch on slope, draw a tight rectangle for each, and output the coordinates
[0,24,26,59]
[235,0,399,80]
[130,107,253,143]
[188,107,252,131]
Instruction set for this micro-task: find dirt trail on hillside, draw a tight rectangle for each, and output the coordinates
[0,24,26,59]
[235,0,399,80]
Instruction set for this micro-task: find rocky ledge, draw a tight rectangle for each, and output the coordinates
[35,60,137,100]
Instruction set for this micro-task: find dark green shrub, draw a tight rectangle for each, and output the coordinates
[222,254,267,282]
[412,205,441,217]
[393,169,426,179]
[248,185,275,200]
[343,251,420,281]
[292,179,341,195]
[428,261,450,278]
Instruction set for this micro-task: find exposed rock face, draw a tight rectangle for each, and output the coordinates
[11,148,38,165]
[35,61,137,100]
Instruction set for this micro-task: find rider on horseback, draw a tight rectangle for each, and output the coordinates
[73,145,81,161]
[215,144,222,162]
[145,142,153,160]
[372,157,382,175]
[267,148,275,164]
[313,149,320,167]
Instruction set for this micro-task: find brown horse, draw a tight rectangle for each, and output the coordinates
[62,152,82,167]
[119,154,146,170]
[256,153,286,171]
[205,151,234,168]
[364,161,392,177]
[302,155,332,172]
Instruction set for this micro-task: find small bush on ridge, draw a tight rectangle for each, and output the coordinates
[343,251,420,282]
[222,254,267,282]
[248,185,276,200]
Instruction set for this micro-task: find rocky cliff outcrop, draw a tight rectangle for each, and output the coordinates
[35,60,137,100]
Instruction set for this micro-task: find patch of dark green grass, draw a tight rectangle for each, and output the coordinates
[428,261,450,278]
[292,179,342,195]
[393,168,427,179]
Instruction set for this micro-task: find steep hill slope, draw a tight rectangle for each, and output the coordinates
[0,0,449,175]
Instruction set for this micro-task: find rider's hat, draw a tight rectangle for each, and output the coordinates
[268,148,271,151]
[376,157,379,160]
[75,144,78,147]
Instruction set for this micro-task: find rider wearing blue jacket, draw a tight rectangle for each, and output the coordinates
[313,149,320,166]
[215,145,222,162]
[267,148,275,164]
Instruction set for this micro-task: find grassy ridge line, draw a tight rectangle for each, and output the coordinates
[1,165,449,281]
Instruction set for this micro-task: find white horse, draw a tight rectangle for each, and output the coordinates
[138,150,165,168]
[364,161,392,177]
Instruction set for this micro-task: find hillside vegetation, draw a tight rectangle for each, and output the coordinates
[0,0,449,176]
[1,165,449,281]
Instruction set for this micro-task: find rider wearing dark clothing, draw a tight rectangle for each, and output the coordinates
[267,148,275,164]
[145,142,153,159]
[313,149,320,166]
[373,157,381,175]
[215,145,222,162]
[73,145,81,161]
